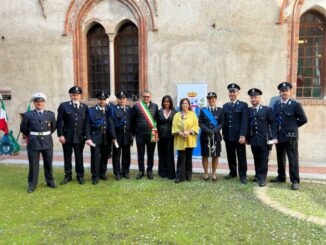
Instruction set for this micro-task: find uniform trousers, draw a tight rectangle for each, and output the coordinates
[27,149,54,188]
[225,140,247,179]
[136,134,156,173]
[251,145,269,181]
[112,144,131,176]
[276,141,300,183]
[62,142,84,179]
[90,144,109,180]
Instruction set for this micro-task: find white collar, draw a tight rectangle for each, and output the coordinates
[281,98,289,104]
[230,100,238,105]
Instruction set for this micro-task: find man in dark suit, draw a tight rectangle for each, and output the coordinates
[222,83,249,184]
[199,92,224,181]
[85,91,110,184]
[131,90,159,180]
[57,86,88,185]
[109,91,133,180]
[247,88,277,187]
[20,93,57,193]
[271,82,308,190]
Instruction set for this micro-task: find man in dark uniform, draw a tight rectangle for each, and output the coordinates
[131,90,159,180]
[271,82,308,190]
[222,83,249,184]
[199,92,224,181]
[20,93,57,193]
[85,91,110,184]
[57,86,88,185]
[247,88,277,187]
[109,91,133,180]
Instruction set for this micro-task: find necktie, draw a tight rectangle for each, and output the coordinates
[38,111,42,116]
[74,104,78,109]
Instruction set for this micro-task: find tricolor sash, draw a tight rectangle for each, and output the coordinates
[138,101,158,142]
[202,108,218,127]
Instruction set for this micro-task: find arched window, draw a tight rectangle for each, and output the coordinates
[115,22,139,98]
[297,11,325,98]
[87,24,110,98]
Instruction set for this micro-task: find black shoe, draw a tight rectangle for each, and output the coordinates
[259,180,266,187]
[92,179,99,185]
[252,177,258,182]
[240,178,247,185]
[99,175,108,181]
[115,175,121,181]
[47,182,57,188]
[77,178,85,185]
[270,177,286,183]
[60,177,72,185]
[123,173,130,179]
[175,178,181,184]
[212,175,218,182]
[136,172,144,180]
[291,182,299,190]
[27,187,34,193]
[186,177,192,181]
[224,174,237,180]
[147,171,154,180]
[203,175,209,181]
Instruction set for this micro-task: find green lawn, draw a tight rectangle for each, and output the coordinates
[0,164,325,244]
[267,182,326,219]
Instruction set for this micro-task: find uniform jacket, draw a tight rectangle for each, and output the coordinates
[273,99,307,142]
[109,104,132,146]
[130,101,159,136]
[248,105,277,147]
[157,109,176,139]
[172,111,199,150]
[222,100,249,141]
[85,105,109,145]
[56,101,88,144]
[199,107,224,142]
[20,110,56,150]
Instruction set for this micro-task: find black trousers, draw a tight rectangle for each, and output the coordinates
[27,149,54,188]
[225,140,247,179]
[62,142,85,179]
[158,138,175,179]
[276,141,300,183]
[112,144,131,176]
[251,145,269,181]
[90,144,109,180]
[136,134,156,173]
[107,140,112,159]
[176,148,193,180]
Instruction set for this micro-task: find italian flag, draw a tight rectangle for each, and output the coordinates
[0,99,9,135]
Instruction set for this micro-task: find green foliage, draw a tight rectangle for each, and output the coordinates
[0,165,325,244]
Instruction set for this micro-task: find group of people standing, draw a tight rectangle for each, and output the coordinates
[20,81,307,193]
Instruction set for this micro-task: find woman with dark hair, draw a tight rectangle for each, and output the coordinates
[172,98,199,183]
[157,95,177,179]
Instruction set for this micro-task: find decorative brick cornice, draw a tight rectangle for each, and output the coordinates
[284,0,305,98]
[63,0,154,99]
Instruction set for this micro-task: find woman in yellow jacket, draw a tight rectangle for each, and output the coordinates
[172,98,199,183]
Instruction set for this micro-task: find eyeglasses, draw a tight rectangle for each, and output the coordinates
[143,96,150,98]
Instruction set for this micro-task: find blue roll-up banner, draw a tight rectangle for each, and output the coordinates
[177,83,207,158]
